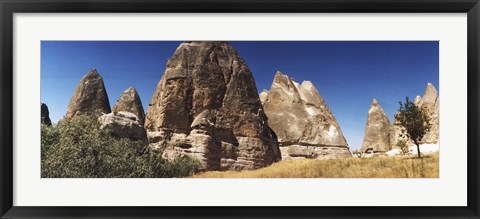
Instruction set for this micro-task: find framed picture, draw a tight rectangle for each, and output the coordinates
[1,0,479,218]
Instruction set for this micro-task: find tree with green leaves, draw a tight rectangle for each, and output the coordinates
[394,97,431,158]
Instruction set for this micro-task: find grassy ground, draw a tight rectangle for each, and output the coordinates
[192,153,439,178]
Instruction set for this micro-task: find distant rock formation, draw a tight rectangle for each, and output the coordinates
[261,71,351,159]
[259,89,268,104]
[144,41,281,170]
[66,68,111,118]
[390,83,439,148]
[99,111,147,144]
[361,99,392,153]
[41,103,52,126]
[112,86,145,125]
[418,83,439,143]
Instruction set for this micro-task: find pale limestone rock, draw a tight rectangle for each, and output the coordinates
[99,111,147,144]
[262,71,351,159]
[361,99,392,152]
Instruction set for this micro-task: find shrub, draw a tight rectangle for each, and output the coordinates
[41,115,200,178]
[396,139,409,155]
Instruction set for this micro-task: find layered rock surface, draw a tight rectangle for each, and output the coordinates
[41,103,52,126]
[144,41,281,170]
[99,111,147,144]
[361,99,392,153]
[112,86,145,125]
[66,68,111,118]
[261,71,351,159]
[98,86,148,144]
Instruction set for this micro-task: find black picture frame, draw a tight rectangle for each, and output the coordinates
[1,0,479,218]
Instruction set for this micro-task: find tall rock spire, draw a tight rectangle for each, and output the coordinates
[145,41,280,170]
[262,71,351,159]
[419,83,439,143]
[66,68,111,118]
[113,86,145,125]
[361,99,392,152]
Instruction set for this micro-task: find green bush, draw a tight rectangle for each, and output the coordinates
[396,139,409,155]
[41,115,200,178]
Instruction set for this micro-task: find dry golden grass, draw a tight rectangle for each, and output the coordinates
[192,153,439,178]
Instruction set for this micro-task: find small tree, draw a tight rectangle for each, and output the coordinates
[394,97,431,158]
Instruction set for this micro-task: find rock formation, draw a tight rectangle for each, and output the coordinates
[390,83,439,148]
[41,103,52,126]
[66,68,111,118]
[112,86,145,125]
[361,99,392,153]
[261,71,351,159]
[389,114,411,149]
[418,83,439,143]
[259,89,268,104]
[144,41,281,170]
[99,111,148,144]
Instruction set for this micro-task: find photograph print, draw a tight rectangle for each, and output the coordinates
[41,41,439,178]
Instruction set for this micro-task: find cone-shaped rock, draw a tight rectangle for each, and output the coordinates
[113,86,145,125]
[262,71,351,159]
[361,99,392,152]
[66,68,111,118]
[145,41,281,170]
[99,111,148,145]
[41,103,52,126]
[419,83,439,143]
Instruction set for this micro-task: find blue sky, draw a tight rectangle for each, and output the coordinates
[41,41,439,150]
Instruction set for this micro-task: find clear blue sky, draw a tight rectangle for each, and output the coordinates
[41,41,439,150]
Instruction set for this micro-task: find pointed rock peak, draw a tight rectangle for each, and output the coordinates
[272,71,293,86]
[274,71,287,79]
[424,83,438,97]
[113,86,145,125]
[86,68,99,76]
[414,95,422,105]
[362,99,391,152]
[124,86,137,93]
[368,99,386,115]
[66,68,111,118]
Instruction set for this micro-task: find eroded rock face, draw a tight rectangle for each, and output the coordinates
[389,114,412,149]
[99,111,147,144]
[145,41,281,170]
[113,86,145,125]
[361,99,392,153]
[262,71,351,159]
[390,83,440,148]
[66,68,111,118]
[419,83,439,144]
[41,103,52,126]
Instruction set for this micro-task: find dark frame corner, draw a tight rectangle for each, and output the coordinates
[1,0,479,218]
